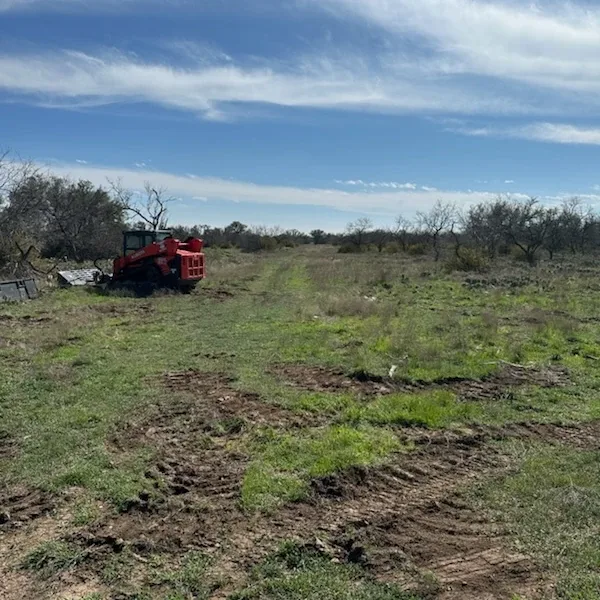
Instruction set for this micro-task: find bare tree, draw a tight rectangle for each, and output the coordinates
[560,197,596,254]
[463,197,512,259]
[391,216,412,251]
[346,217,373,250]
[370,228,391,252]
[503,198,553,265]
[417,201,457,261]
[0,150,39,202]
[0,155,46,276]
[110,179,174,231]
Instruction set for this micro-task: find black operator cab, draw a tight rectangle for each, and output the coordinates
[123,230,173,256]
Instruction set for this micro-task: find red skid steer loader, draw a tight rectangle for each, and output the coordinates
[97,230,206,294]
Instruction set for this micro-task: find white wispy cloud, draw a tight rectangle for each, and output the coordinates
[75,159,87,164]
[40,163,600,223]
[335,179,417,190]
[0,48,550,120]
[504,180,514,184]
[316,0,600,97]
[518,124,600,146]
[44,160,583,220]
[0,0,598,134]
[454,122,600,146]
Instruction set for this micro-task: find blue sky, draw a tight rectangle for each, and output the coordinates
[2,0,600,230]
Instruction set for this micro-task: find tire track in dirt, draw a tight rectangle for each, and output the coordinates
[0,486,54,531]
[84,372,320,555]
[5,365,598,599]
[219,421,600,599]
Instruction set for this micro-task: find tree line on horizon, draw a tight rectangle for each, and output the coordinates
[1,151,600,278]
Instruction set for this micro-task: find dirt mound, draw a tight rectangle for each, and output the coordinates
[273,362,570,401]
[0,486,54,530]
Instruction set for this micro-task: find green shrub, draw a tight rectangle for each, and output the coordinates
[510,245,538,265]
[338,244,364,254]
[406,243,427,256]
[260,236,279,251]
[444,248,490,273]
[384,242,401,254]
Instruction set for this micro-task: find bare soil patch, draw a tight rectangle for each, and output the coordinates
[212,429,537,599]
[201,287,237,302]
[273,364,395,395]
[0,314,54,327]
[0,431,16,461]
[86,372,317,557]
[88,302,153,317]
[158,370,313,428]
[0,503,106,600]
[78,427,528,599]
[450,363,570,401]
[0,485,54,531]
[211,420,600,598]
[273,362,571,401]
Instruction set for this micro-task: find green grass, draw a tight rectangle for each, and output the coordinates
[5,248,600,598]
[476,444,600,599]
[72,496,103,526]
[154,552,216,600]
[231,542,419,600]
[4,249,600,508]
[343,389,483,428]
[241,425,401,511]
[21,540,87,578]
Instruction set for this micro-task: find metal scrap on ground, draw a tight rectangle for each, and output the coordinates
[57,269,101,287]
[0,279,39,303]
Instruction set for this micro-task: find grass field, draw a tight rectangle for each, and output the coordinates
[2,246,600,599]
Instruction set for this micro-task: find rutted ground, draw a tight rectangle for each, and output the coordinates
[3,367,598,599]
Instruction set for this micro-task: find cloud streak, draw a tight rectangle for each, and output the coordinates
[43,161,595,221]
[0,48,538,120]
[454,122,600,146]
[0,1,599,138]
[335,180,417,190]
[316,0,600,97]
